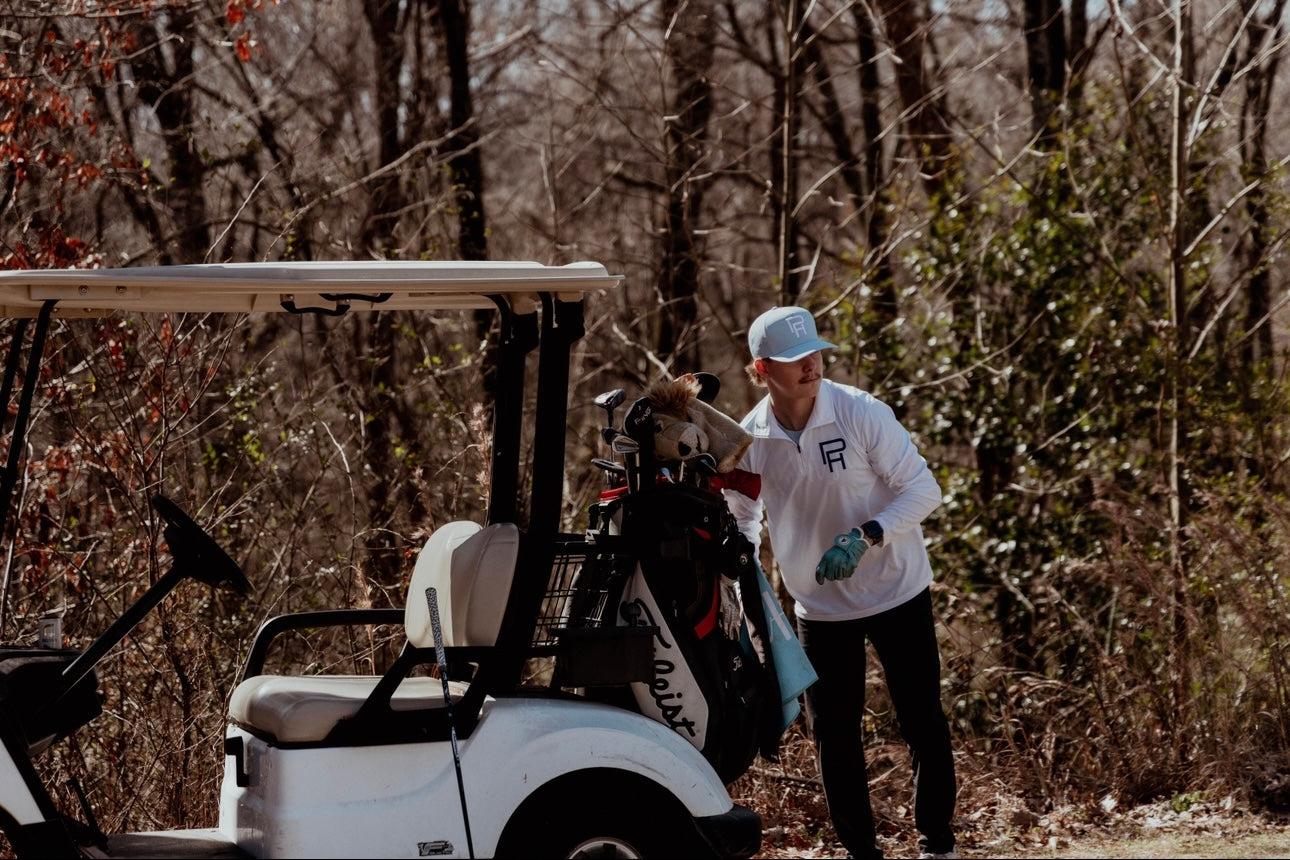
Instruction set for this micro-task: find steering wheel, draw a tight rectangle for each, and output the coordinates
[151,494,252,595]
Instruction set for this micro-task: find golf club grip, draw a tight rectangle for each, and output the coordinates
[426,587,451,669]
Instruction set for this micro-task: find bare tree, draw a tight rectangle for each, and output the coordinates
[656,0,717,365]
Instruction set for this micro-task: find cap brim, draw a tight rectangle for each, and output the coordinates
[765,339,835,361]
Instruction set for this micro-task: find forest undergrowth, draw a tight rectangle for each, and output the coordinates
[732,722,1290,859]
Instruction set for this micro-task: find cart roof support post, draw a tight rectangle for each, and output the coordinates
[0,303,54,551]
[485,299,538,527]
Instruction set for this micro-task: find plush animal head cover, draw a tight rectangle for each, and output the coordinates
[645,373,752,473]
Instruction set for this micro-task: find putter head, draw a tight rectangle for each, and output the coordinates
[595,387,627,411]
[595,388,627,427]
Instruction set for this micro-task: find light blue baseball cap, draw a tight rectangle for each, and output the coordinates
[748,306,835,361]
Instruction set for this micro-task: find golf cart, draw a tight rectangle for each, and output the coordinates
[0,261,767,859]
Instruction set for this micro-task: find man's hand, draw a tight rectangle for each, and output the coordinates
[815,527,869,583]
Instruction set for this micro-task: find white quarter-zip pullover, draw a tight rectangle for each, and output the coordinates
[723,378,942,621]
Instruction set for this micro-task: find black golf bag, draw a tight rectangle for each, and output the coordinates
[600,481,783,784]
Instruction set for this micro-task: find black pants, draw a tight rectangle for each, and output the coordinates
[799,587,956,858]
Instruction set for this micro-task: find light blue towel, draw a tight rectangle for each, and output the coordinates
[745,561,818,731]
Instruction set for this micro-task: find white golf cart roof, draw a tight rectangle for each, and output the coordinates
[0,257,621,537]
[0,260,621,317]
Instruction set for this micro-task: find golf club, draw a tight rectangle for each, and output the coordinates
[426,586,474,859]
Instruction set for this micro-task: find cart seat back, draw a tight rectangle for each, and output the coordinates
[406,521,520,648]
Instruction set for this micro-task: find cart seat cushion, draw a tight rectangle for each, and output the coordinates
[228,674,466,744]
[406,521,520,649]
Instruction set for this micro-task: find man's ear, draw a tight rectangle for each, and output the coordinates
[754,359,768,376]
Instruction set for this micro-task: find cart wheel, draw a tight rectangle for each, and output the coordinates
[513,808,660,859]
[565,831,647,859]
[495,769,710,859]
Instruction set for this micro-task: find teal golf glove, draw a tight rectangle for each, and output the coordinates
[815,527,869,583]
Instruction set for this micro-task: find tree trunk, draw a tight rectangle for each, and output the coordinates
[355,0,413,595]
[776,0,804,300]
[432,0,496,415]
[361,0,409,254]
[873,0,957,195]
[131,8,210,263]
[1023,0,1068,147]
[1165,0,1194,762]
[656,0,716,365]
[852,4,900,342]
[1239,9,1283,372]
[437,0,488,263]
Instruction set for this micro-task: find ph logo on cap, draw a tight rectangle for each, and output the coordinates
[748,307,836,362]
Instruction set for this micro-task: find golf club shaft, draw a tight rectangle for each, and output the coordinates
[426,586,475,859]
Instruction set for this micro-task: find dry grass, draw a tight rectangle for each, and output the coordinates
[731,719,1290,859]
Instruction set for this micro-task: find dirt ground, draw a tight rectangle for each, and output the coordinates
[751,793,1290,859]
[734,727,1290,860]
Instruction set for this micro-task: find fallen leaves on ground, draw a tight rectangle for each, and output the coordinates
[739,743,1290,859]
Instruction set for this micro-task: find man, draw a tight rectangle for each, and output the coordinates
[722,306,957,860]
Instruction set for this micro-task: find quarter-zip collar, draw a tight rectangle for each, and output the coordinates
[750,379,840,441]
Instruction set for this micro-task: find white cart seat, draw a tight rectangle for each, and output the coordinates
[228,522,520,744]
